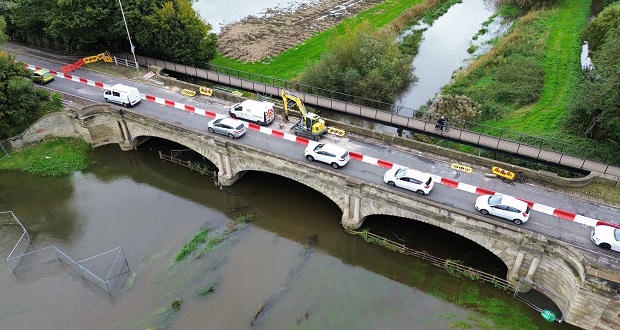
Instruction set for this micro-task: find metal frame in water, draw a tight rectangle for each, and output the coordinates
[3,211,130,294]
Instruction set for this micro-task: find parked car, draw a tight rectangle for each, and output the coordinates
[31,69,54,84]
[207,117,247,139]
[383,167,434,195]
[304,142,349,169]
[591,225,620,252]
[475,194,531,225]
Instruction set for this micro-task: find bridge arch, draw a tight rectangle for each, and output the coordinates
[230,157,345,213]
[363,210,515,271]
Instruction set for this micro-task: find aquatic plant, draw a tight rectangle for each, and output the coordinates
[170,298,183,311]
[233,213,254,223]
[196,281,219,297]
[174,227,210,261]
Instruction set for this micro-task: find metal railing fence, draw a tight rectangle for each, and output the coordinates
[115,52,620,174]
[345,228,514,291]
[346,228,569,323]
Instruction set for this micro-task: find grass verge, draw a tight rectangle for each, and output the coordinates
[0,137,91,176]
[481,0,590,135]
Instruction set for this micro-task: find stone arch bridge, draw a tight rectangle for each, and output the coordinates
[12,105,619,330]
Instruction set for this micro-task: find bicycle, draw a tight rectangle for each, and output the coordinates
[434,122,450,132]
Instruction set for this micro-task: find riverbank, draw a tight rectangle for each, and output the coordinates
[0,137,91,176]
[210,0,454,79]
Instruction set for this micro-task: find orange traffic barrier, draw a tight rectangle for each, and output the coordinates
[492,166,515,180]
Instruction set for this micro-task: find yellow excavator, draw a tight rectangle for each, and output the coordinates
[282,90,327,141]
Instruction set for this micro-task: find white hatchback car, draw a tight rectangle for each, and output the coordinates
[591,225,620,252]
[304,142,350,169]
[383,167,434,195]
[475,194,531,225]
[207,117,247,139]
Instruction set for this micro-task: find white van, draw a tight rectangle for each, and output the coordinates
[104,84,142,108]
[229,100,275,126]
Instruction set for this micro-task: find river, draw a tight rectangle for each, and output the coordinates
[0,138,578,329]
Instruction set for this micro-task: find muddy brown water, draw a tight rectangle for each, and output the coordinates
[0,139,577,329]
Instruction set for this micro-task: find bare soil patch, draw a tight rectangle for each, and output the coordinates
[217,0,385,62]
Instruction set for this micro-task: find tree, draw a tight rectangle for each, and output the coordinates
[581,3,620,54]
[136,0,217,64]
[45,0,117,50]
[0,16,8,44]
[431,95,481,123]
[8,0,56,45]
[296,23,415,105]
[0,54,62,139]
[566,25,620,141]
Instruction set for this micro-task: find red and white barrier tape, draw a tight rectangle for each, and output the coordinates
[28,63,612,228]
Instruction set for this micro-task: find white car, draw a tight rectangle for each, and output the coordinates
[383,167,434,195]
[304,142,349,169]
[591,225,620,252]
[475,194,531,225]
[207,117,247,139]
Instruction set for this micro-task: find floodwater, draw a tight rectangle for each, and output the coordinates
[0,139,576,329]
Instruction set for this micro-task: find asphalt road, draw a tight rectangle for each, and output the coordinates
[5,45,620,273]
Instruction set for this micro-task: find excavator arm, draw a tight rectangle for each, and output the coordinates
[281,89,327,136]
[282,90,307,120]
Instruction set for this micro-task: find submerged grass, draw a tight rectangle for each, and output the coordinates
[175,227,210,261]
[0,137,91,176]
[195,213,254,258]
[196,281,220,297]
[357,228,547,329]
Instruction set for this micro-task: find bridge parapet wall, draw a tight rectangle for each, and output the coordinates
[23,105,619,330]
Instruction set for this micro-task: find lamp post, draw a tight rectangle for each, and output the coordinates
[118,0,139,74]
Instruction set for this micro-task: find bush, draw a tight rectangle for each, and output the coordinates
[431,95,481,123]
[580,3,620,54]
[297,22,414,105]
[566,25,620,142]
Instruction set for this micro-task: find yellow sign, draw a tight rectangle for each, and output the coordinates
[181,89,196,97]
[492,166,515,180]
[451,163,473,173]
[327,127,346,137]
[232,91,243,97]
[199,86,213,96]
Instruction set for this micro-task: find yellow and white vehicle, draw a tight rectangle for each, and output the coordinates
[282,90,327,141]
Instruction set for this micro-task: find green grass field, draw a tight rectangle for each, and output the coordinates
[481,0,589,136]
[0,138,91,176]
[211,0,426,80]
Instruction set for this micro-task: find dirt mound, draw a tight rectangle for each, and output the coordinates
[217,0,384,62]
